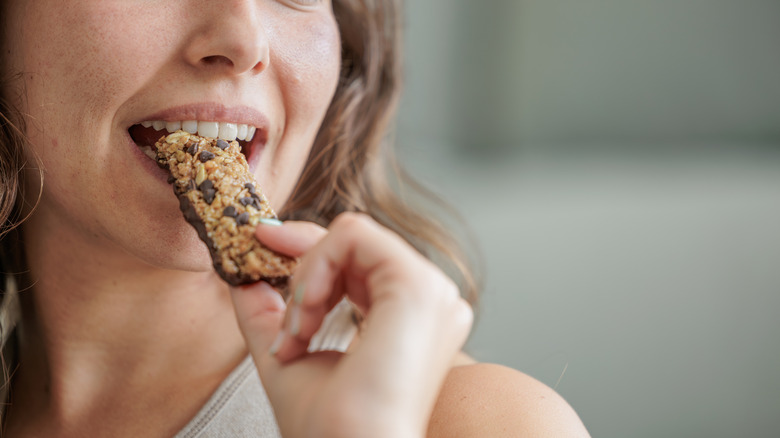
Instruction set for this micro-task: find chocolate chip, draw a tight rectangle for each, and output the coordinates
[223,206,237,217]
[198,151,215,162]
[244,183,256,195]
[216,139,229,150]
[198,179,214,192]
[238,197,262,211]
[236,212,250,225]
[203,188,216,204]
[198,179,216,204]
[167,175,176,184]
[186,142,199,155]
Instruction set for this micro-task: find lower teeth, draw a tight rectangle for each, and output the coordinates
[140,145,156,160]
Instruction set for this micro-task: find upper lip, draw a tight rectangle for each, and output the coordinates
[132,103,269,138]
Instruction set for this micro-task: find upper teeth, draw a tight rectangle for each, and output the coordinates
[140,120,257,142]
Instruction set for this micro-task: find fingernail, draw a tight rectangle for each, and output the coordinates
[293,282,306,305]
[258,217,283,226]
[269,330,285,355]
[288,305,301,336]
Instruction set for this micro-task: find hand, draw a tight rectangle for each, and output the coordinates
[230,212,473,438]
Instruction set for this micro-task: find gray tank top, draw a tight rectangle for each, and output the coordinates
[173,355,282,438]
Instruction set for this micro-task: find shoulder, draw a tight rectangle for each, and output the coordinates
[427,362,590,438]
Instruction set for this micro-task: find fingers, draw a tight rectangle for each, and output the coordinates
[270,213,403,361]
[254,220,327,257]
[265,212,472,434]
[248,212,472,382]
[272,212,473,366]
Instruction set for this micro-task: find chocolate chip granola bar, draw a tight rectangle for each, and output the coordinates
[154,130,296,288]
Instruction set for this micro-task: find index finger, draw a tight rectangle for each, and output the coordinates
[254,220,328,258]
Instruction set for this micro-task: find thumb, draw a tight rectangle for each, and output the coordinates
[230,281,287,356]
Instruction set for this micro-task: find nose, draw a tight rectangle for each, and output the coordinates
[183,0,269,75]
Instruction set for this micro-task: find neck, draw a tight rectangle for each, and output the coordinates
[10,209,247,434]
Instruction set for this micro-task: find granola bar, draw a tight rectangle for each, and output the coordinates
[154,130,296,288]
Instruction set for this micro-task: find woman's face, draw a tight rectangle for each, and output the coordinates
[2,0,341,269]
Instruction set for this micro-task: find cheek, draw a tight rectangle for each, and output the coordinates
[272,16,341,123]
[261,15,341,207]
[15,2,172,135]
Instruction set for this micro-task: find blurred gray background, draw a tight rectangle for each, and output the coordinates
[394,1,780,437]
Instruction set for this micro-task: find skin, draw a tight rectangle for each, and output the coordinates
[2,0,590,437]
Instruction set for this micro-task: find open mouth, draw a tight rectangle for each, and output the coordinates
[128,120,263,162]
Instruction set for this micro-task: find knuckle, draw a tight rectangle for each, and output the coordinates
[436,276,473,327]
[453,297,474,329]
[331,211,373,231]
[432,271,460,301]
[416,270,460,306]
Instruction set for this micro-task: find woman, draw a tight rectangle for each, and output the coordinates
[0,0,589,436]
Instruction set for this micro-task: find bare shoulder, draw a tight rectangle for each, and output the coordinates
[427,361,590,437]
